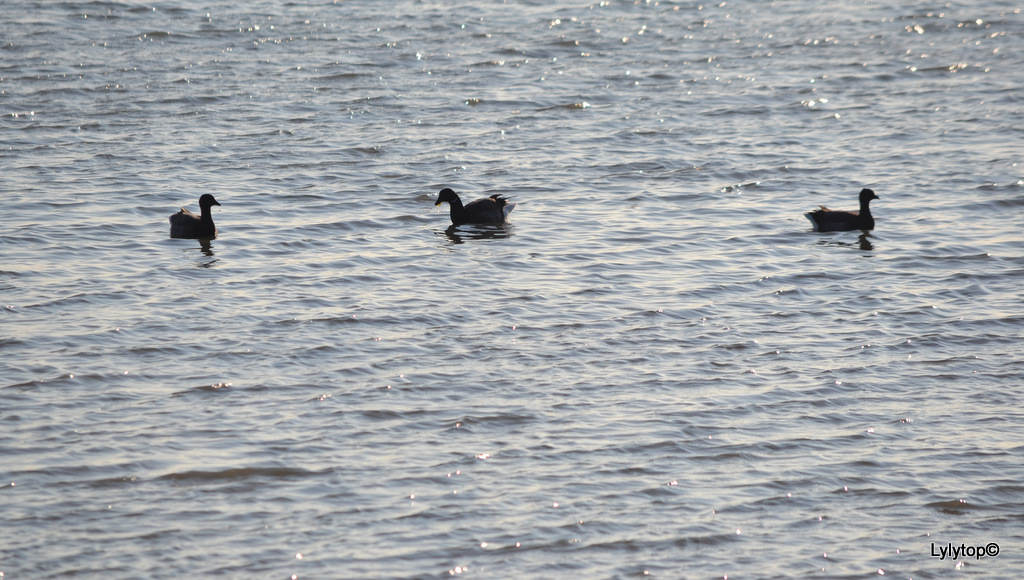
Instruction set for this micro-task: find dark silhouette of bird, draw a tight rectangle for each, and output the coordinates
[805,188,879,232]
[169,194,221,238]
[434,187,515,226]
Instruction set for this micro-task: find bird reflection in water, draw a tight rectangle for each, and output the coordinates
[440,223,512,244]
[814,232,874,252]
[195,238,218,267]
[199,238,214,256]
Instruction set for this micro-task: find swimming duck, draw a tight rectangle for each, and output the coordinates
[169,194,221,238]
[434,187,515,226]
[805,188,879,232]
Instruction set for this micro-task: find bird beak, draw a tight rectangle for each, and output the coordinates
[434,200,442,206]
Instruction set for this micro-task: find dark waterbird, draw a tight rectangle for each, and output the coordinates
[805,188,879,232]
[434,187,515,226]
[169,194,221,239]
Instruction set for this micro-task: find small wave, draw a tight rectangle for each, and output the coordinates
[924,499,977,514]
[171,382,233,396]
[158,466,332,482]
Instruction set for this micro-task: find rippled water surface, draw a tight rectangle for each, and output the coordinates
[3,0,1024,578]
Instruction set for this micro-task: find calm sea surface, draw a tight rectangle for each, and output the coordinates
[3,0,1024,578]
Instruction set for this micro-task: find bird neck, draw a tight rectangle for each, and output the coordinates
[448,199,466,220]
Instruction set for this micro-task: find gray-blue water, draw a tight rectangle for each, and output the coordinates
[3,1,1024,578]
